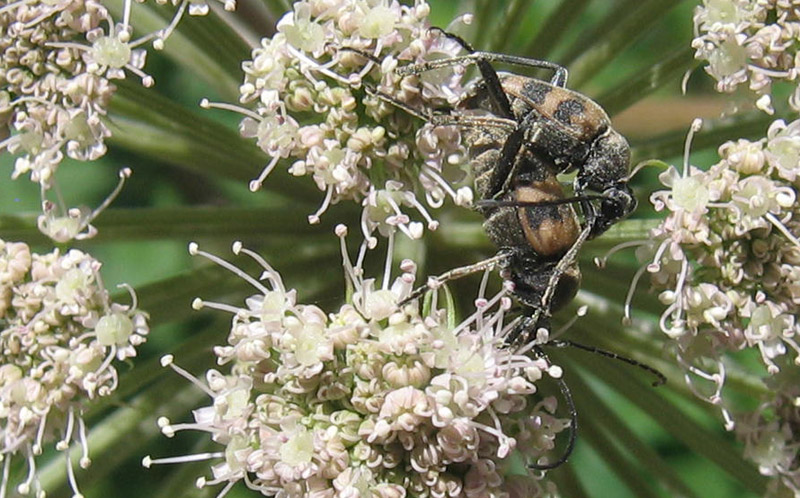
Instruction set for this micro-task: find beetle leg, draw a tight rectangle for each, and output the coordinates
[536,218,592,321]
[429,114,517,131]
[330,45,383,64]
[397,49,569,88]
[476,194,606,210]
[492,112,546,198]
[425,28,514,119]
[359,85,434,121]
[399,253,508,306]
[573,176,600,236]
[488,126,526,199]
[361,85,519,132]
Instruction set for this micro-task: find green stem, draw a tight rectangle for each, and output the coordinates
[523,0,591,60]
[488,0,528,52]
[583,218,661,248]
[0,205,356,243]
[568,368,700,498]
[598,47,698,116]
[562,0,683,89]
[469,1,495,50]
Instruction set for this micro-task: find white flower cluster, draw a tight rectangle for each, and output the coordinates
[146,235,567,498]
[692,0,800,113]
[643,118,800,491]
[0,0,225,241]
[228,0,472,241]
[736,363,800,496]
[647,119,800,382]
[1,0,144,185]
[0,238,149,497]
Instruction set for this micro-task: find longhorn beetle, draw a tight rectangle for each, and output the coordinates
[366,28,637,336]
[334,29,661,469]
[397,28,636,239]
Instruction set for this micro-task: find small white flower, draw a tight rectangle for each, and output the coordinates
[148,237,566,496]
[0,239,148,496]
[643,119,800,474]
[210,0,469,237]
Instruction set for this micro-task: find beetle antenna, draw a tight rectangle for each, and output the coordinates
[529,345,578,470]
[332,45,383,65]
[544,339,667,387]
[428,26,476,52]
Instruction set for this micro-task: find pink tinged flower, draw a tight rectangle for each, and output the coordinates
[292,321,333,367]
[0,241,32,285]
[436,417,479,462]
[746,305,796,373]
[90,34,133,71]
[371,386,430,441]
[427,374,481,423]
[37,168,132,242]
[671,175,711,213]
[1,240,147,496]
[766,119,800,181]
[355,280,398,321]
[706,34,748,79]
[332,466,378,497]
[720,138,766,175]
[156,236,565,494]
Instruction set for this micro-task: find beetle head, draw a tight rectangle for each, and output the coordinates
[592,183,637,236]
[583,129,631,193]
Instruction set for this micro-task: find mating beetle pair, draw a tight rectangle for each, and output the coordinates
[377,29,636,337]
[338,29,656,470]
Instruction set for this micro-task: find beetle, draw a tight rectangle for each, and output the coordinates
[334,34,656,469]
[395,28,636,239]
[345,33,624,328]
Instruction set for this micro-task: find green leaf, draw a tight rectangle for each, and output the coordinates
[523,0,591,60]
[598,47,698,116]
[561,0,684,89]
[577,404,663,498]
[561,347,769,495]
[568,370,700,498]
[108,82,321,202]
[631,111,777,162]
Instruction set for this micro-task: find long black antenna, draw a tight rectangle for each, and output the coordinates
[545,339,667,387]
[529,345,578,470]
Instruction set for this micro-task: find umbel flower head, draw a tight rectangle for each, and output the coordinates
[214,0,472,240]
[692,0,800,113]
[145,231,569,497]
[642,118,800,493]
[0,0,218,241]
[0,239,149,497]
[0,0,149,186]
[736,357,800,496]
